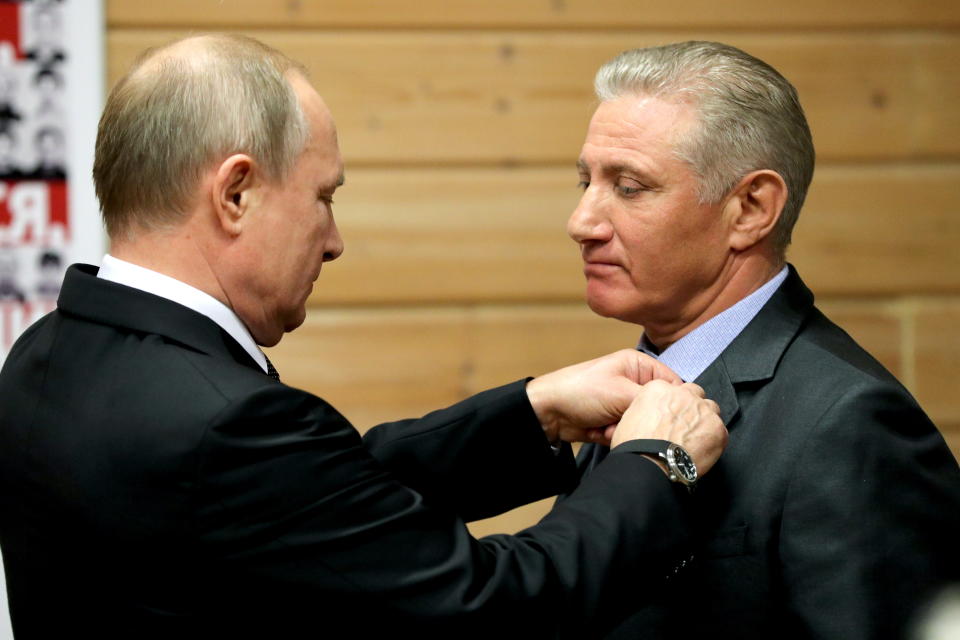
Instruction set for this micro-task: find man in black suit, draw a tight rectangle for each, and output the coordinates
[567,41,960,638]
[0,35,728,638]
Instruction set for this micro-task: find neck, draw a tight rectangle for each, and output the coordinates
[643,252,783,350]
[109,217,229,308]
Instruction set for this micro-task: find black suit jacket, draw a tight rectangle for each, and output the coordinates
[575,266,960,639]
[0,264,694,639]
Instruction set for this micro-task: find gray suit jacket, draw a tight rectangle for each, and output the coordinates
[574,266,960,639]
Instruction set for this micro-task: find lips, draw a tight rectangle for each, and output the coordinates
[582,261,623,277]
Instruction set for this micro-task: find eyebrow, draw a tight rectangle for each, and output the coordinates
[577,159,653,182]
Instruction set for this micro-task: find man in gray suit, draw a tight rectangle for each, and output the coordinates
[568,41,960,639]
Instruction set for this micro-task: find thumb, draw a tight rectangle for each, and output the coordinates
[633,352,682,385]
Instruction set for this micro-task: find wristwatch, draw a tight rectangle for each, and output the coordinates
[629,439,698,492]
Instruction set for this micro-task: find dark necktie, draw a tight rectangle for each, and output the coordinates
[265,355,281,382]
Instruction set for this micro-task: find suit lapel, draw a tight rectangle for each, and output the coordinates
[57,264,264,374]
[694,359,740,427]
[694,265,815,430]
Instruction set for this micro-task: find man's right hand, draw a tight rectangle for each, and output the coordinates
[612,380,727,477]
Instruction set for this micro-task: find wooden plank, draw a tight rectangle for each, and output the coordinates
[107,0,960,29]
[942,423,960,467]
[310,167,583,305]
[913,301,960,429]
[300,164,959,305]
[107,31,960,164]
[263,307,470,431]
[464,305,642,392]
[814,301,904,380]
[791,165,960,296]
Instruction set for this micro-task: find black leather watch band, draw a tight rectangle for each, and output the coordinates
[618,439,698,492]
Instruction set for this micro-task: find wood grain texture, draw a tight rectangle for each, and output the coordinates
[790,164,960,296]
[914,301,960,428]
[107,31,960,164]
[107,0,960,29]
[309,167,584,305]
[816,300,904,380]
[942,424,960,467]
[263,307,471,431]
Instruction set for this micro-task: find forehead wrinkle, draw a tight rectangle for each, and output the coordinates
[579,141,660,182]
[582,97,699,183]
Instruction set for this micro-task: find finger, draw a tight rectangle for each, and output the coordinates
[604,424,616,441]
[634,352,682,385]
[680,382,706,398]
[587,427,613,446]
[705,399,721,415]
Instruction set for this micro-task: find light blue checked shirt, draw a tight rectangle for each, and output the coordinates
[638,267,789,382]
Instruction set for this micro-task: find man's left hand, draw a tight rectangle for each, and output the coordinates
[525,349,682,446]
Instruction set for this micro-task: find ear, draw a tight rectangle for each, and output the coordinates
[211,154,256,237]
[722,170,788,252]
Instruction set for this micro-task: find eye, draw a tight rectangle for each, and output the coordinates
[615,177,649,197]
[576,180,590,191]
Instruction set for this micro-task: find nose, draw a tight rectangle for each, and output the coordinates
[567,187,613,245]
[323,216,344,262]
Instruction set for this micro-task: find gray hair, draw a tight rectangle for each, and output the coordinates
[595,41,814,253]
[93,34,309,238]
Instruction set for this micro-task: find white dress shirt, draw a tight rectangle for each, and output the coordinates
[97,254,268,373]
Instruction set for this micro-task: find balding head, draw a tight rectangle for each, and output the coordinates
[93,34,310,239]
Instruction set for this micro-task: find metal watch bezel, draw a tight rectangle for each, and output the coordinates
[665,442,698,488]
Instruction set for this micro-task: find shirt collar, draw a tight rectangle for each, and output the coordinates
[97,254,268,373]
[638,266,789,382]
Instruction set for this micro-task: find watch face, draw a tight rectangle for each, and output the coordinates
[667,444,697,484]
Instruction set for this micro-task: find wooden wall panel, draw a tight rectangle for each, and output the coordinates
[465,306,641,391]
[943,425,960,466]
[913,302,960,465]
[311,167,583,305]
[293,164,959,306]
[815,301,904,379]
[107,31,960,164]
[264,308,471,430]
[108,0,960,29]
[790,164,960,296]
[914,302,960,429]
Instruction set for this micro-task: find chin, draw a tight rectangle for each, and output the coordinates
[585,287,646,326]
[282,306,308,334]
